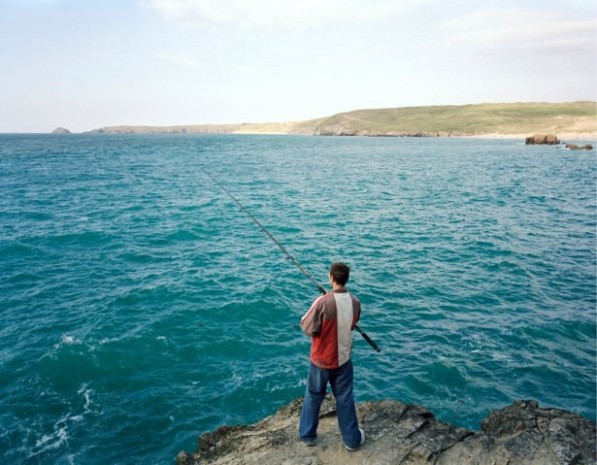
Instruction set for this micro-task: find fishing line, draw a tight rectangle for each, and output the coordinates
[205,171,381,353]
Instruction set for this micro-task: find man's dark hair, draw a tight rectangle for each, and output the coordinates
[329,262,350,286]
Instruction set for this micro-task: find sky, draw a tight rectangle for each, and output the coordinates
[0,0,596,133]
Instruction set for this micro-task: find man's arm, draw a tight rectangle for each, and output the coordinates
[301,295,325,336]
[351,295,361,330]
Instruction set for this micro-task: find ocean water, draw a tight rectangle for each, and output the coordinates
[0,134,595,465]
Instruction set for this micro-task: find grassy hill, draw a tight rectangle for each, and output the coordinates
[88,102,596,137]
[308,101,596,137]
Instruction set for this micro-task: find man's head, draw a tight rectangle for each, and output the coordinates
[329,262,350,286]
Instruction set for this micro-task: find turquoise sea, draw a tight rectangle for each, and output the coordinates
[1,134,595,465]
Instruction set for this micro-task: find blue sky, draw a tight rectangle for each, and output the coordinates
[1,0,596,132]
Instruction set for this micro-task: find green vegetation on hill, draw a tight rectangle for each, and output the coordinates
[87,102,596,137]
[310,101,597,136]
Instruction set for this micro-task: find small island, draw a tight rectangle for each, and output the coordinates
[51,127,71,134]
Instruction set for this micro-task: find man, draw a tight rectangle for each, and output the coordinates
[298,262,366,451]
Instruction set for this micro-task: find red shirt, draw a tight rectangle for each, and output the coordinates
[301,289,361,369]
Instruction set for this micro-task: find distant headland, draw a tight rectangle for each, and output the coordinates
[79,101,596,139]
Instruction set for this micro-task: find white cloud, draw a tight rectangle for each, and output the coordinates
[145,0,429,30]
[443,8,597,52]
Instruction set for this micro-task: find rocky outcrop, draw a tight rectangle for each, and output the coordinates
[565,143,593,150]
[525,134,560,145]
[315,128,439,137]
[176,397,596,465]
[51,127,71,134]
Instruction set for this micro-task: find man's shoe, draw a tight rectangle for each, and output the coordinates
[301,437,317,447]
[344,427,365,451]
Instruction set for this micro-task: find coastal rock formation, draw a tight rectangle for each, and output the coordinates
[315,128,439,137]
[565,143,593,150]
[525,134,560,145]
[85,102,597,138]
[51,127,71,134]
[176,397,596,465]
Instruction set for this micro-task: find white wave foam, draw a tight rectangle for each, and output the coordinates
[28,419,70,459]
[26,384,97,461]
[78,383,95,415]
[54,334,82,349]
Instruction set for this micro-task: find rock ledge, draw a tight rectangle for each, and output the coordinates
[176,398,595,465]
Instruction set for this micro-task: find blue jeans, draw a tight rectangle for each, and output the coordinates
[299,360,361,448]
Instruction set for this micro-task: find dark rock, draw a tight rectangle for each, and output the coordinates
[565,143,593,150]
[525,134,560,145]
[176,398,596,465]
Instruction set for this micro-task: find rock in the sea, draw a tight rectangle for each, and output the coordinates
[565,143,593,150]
[176,397,595,465]
[525,134,560,145]
[51,127,71,134]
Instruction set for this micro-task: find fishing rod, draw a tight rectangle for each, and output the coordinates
[206,171,381,353]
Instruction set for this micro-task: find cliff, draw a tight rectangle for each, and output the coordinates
[87,102,597,138]
[176,397,596,465]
